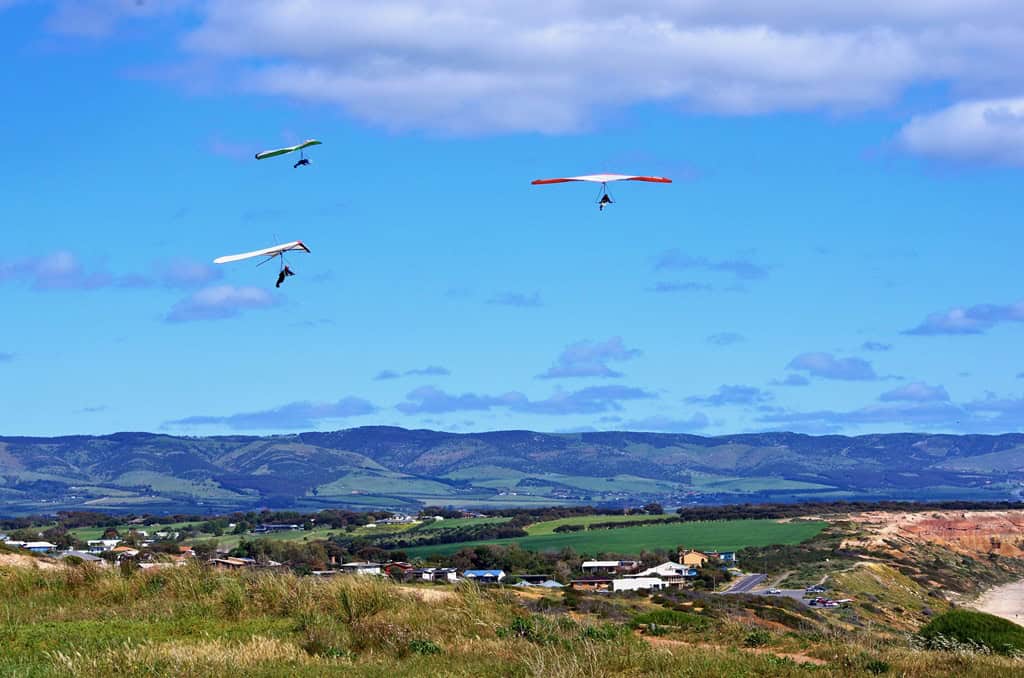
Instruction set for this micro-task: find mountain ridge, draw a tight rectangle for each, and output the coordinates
[1,427,1022,515]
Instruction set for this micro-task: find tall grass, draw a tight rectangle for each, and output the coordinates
[3,563,1024,677]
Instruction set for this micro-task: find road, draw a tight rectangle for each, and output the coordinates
[723,573,765,593]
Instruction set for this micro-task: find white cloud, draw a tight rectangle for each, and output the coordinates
[165,285,278,322]
[152,1,1024,133]
[787,352,877,381]
[879,382,950,402]
[898,98,1024,165]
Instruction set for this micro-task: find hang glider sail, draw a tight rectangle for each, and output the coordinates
[214,241,311,287]
[531,174,672,185]
[214,241,311,265]
[531,174,672,211]
[255,139,322,168]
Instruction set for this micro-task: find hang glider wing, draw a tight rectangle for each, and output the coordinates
[214,241,311,265]
[531,174,672,185]
[255,139,322,160]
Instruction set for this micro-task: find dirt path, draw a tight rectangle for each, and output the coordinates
[642,635,827,666]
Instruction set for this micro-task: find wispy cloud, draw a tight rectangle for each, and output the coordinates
[0,251,115,290]
[771,374,810,387]
[905,301,1024,335]
[787,352,877,381]
[685,385,772,407]
[620,413,710,433]
[375,366,451,380]
[167,396,378,430]
[862,341,892,352]
[707,332,744,346]
[655,249,768,280]
[538,337,641,379]
[879,382,950,403]
[396,385,656,416]
[487,291,543,307]
[0,251,221,292]
[651,281,714,293]
[0,352,13,363]
[165,285,278,323]
[159,258,223,289]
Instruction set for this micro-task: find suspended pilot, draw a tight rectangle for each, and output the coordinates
[276,265,295,288]
[598,193,613,211]
[293,157,311,169]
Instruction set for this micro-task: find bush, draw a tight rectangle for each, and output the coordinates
[864,658,890,674]
[409,639,442,655]
[919,609,1024,656]
[631,609,709,631]
[743,629,772,647]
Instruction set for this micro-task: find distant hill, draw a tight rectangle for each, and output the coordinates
[1,427,1023,515]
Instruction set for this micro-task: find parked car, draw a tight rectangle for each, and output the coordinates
[766,588,782,594]
[805,585,827,593]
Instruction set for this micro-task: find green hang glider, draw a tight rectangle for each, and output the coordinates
[255,139,322,168]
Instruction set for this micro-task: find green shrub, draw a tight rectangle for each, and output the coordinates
[631,609,709,631]
[743,629,772,647]
[864,658,891,674]
[581,623,626,641]
[409,639,442,655]
[919,609,1024,656]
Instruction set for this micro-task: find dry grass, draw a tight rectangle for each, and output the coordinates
[3,563,1024,677]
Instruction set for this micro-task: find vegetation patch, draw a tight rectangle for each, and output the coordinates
[919,609,1024,656]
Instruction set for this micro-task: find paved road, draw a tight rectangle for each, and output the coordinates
[723,573,765,593]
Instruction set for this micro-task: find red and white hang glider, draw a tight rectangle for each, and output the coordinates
[213,241,311,265]
[531,174,672,186]
[531,174,672,210]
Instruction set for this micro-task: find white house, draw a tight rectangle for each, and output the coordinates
[626,561,698,586]
[612,577,666,592]
[87,539,121,553]
[462,569,506,584]
[23,541,57,553]
[581,560,640,575]
[339,561,383,575]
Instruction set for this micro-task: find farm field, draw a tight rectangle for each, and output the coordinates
[525,513,676,535]
[418,517,511,531]
[404,518,827,557]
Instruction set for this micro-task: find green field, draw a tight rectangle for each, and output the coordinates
[525,514,675,535]
[418,517,511,531]
[404,519,827,558]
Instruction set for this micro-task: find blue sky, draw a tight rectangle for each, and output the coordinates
[2,1,1024,437]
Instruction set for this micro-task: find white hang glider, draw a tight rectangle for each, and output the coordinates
[214,241,311,288]
[255,139,322,168]
[531,173,672,210]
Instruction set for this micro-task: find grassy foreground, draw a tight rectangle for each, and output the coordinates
[3,562,1023,677]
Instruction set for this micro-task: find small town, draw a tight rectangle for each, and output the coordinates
[2,514,859,609]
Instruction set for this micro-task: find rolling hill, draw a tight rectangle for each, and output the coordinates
[1,427,1023,514]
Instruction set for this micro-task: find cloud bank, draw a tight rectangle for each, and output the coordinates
[538,337,641,379]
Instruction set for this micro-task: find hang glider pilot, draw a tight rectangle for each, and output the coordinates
[276,265,295,288]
